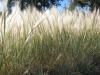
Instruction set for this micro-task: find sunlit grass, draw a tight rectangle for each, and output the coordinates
[0,6,100,75]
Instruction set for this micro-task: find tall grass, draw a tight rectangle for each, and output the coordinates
[0,6,100,75]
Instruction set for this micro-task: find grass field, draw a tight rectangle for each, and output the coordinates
[0,7,100,75]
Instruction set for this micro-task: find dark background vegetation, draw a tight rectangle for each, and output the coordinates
[7,0,100,13]
[72,0,100,11]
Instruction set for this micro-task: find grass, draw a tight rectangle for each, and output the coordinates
[0,7,100,75]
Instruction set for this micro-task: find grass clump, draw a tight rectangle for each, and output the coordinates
[0,7,100,75]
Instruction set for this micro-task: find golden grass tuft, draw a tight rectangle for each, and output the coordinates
[0,5,100,75]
